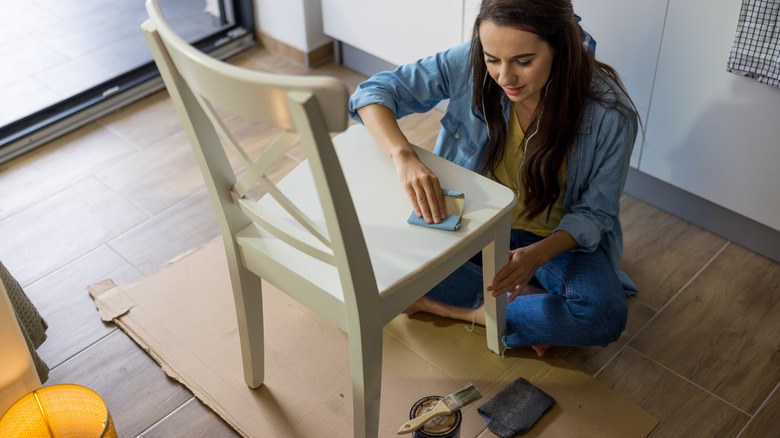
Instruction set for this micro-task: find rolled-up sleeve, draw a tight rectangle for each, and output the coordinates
[557,105,638,252]
[348,42,471,123]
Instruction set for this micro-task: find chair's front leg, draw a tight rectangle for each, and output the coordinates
[482,214,511,354]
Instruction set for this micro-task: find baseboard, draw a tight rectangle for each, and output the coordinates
[338,42,396,77]
[625,168,779,263]
[257,32,333,68]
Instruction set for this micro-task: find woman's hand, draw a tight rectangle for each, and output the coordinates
[487,246,546,302]
[392,150,446,224]
[356,104,446,223]
[487,230,578,302]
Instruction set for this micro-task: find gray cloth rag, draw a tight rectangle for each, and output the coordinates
[477,377,555,437]
[1,261,49,382]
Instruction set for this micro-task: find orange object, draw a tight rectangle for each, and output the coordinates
[0,384,116,438]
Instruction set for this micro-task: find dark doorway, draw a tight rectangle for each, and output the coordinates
[0,0,255,163]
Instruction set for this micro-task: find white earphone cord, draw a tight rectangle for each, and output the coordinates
[500,78,552,192]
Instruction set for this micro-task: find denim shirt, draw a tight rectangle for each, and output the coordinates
[348,42,639,294]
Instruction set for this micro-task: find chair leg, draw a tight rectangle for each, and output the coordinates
[225,242,265,389]
[348,327,383,438]
[482,214,511,354]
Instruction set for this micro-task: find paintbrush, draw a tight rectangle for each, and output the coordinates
[397,383,482,434]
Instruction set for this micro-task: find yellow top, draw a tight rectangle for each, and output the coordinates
[492,106,567,236]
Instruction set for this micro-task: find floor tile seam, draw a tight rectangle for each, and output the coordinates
[29,32,75,65]
[627,346,753,417]
[0,172,106,225]
[1,129,145,220]
[102,243,147,282]
[137,395,199,437]
[16,241,138,292]
[381,326,462,382]
[92,173,158,218]
[96,119,182,152]
[30,65,70,100]
[655,239,731,309]
[47,327,120,374]
[593,241,732,378]
[71,176,158,271]
[0,37,68,87]
[105,185,209,245]
[735,379,780,438]
[0,37,72,94]
[22,243,141,294]
[103,187,212,275]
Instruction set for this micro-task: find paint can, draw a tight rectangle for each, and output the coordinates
[409,395,462,438]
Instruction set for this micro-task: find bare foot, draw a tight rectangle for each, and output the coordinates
[403,297,485,325]
[403,297,447,315]
[532,344,552,357]
[402,298,429,315]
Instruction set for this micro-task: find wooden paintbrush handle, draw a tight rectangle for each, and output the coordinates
[397,400,452,434]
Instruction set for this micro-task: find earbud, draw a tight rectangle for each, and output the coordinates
[517,77,552,174]
[481,72,491,139]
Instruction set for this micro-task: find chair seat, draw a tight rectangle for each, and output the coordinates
[236,125,515,326]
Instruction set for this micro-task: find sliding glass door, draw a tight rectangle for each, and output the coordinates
[0,0,255,163]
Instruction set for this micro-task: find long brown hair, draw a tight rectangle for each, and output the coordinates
[468,0,638,220]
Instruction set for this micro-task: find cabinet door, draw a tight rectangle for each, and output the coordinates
[323,0,464,65]
[572,0,668,167]
[640,0,780,231]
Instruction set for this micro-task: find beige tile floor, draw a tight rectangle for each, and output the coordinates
[1,46,778,437]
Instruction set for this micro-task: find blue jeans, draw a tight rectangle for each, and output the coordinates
[426,230,628,348]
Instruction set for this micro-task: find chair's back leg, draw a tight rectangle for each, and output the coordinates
[141,20,266,388]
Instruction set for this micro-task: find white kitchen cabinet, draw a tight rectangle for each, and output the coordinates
[567,1,780,234]
[639,0,780,232]
[572,0,668,167]
[322,0,468,66]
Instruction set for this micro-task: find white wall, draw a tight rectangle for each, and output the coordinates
[254,0,331,53]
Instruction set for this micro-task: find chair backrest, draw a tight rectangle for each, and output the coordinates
[141,0,379,310]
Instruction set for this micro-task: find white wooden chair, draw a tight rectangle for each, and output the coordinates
[142,1,515,436]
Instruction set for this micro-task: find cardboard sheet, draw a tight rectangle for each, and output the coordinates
[89,239,658,437]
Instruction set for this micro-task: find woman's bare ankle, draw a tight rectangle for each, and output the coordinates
[403,297,485,326]
[532,344,552,357]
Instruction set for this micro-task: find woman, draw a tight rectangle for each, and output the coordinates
[349,0,639,356]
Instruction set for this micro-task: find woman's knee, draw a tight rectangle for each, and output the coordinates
[579,295,627,346]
